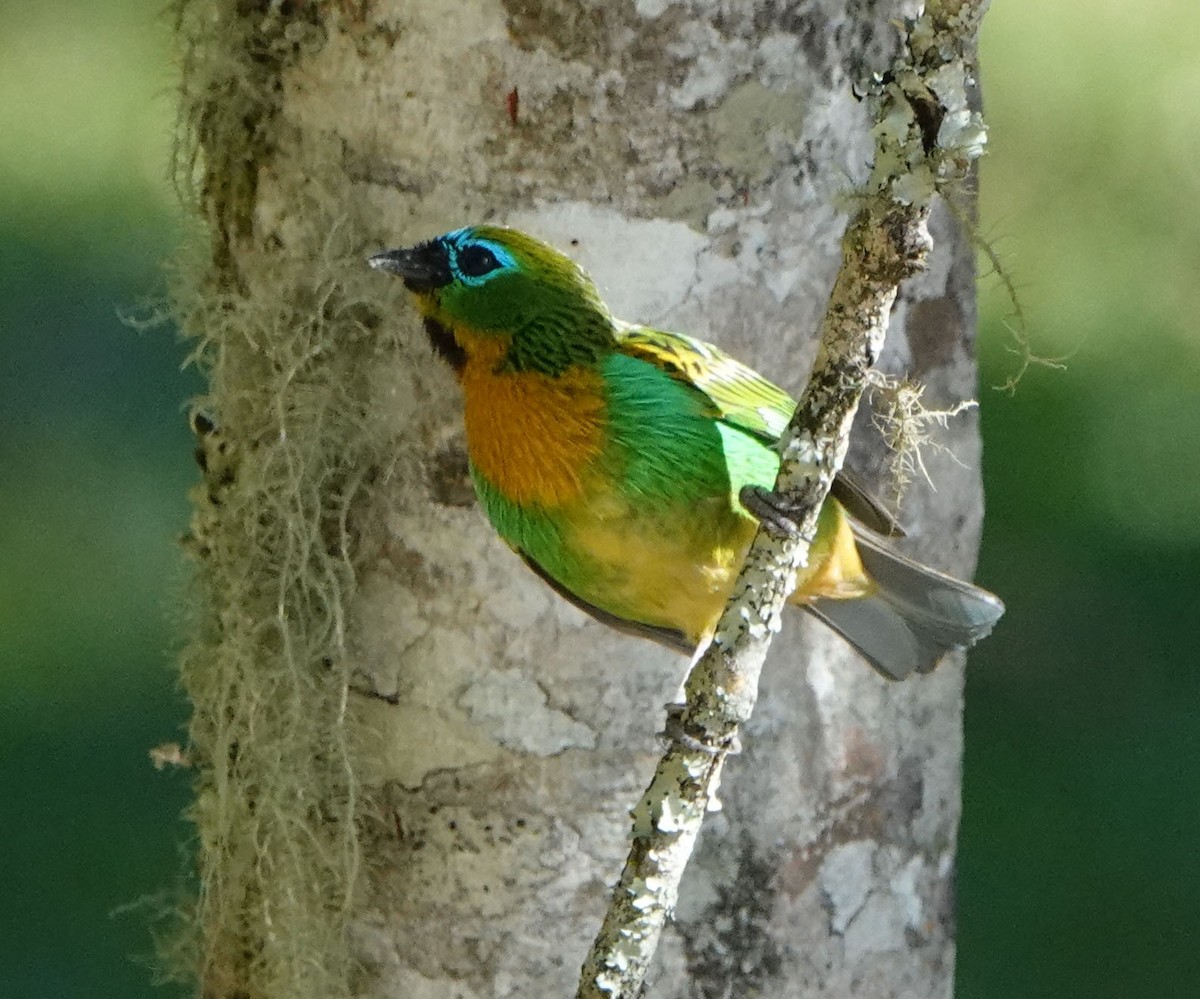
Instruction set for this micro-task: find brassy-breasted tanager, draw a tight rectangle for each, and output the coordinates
[370,226,1003,680]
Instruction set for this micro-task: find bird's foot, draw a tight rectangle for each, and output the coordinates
[739,484,804,539]
[659,703,742,756]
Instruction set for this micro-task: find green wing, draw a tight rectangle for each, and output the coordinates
[615,323,795,444]
[615,323,904,537]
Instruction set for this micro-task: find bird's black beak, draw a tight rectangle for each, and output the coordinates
[368,240,453,291]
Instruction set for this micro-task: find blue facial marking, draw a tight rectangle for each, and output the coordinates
[442,229,517,287]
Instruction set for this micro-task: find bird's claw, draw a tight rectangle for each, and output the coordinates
[739,484,802,539]
[659,703,742,756]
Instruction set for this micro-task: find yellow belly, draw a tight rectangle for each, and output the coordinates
[564,489,754,642]
[561,485,873,648]
[791,499,877,604]
[563,487,873,646]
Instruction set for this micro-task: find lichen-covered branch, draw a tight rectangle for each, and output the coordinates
[577,4,990,996]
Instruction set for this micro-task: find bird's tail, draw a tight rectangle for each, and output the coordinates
[802,526,1005,681]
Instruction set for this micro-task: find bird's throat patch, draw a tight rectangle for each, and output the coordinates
[458,332,607,507]
[423,317,466,372]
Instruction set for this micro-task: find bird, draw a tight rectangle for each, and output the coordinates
[368,225,1003,680]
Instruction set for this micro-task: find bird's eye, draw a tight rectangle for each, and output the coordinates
[457,244,502,279]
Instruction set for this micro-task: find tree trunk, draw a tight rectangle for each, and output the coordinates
[173,1,985,997]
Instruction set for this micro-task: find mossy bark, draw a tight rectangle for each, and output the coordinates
[172,1,987,997]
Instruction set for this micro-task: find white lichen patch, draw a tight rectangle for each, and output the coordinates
[634,0,674,17]
[889,852,927,930]
[892,166,937,207]
[926,62,986,159]
[821,841,913,958]
[842,890,907,959]
[458,670,596,754]
[710,80,809,185]
[475,549,554,631]
[756,32,805,88]
[356,699,501,789]
[352,571,432,672]
[667,25,753,110]
[821,840,875,933]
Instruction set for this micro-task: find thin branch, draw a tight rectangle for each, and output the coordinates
[576,3,992,996]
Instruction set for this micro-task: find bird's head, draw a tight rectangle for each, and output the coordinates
[369,225,616,375]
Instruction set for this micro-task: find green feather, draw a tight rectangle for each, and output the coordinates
[615,323,795,443]
[599,350,766,506]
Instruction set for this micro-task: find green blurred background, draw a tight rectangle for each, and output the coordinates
[2,2,1196,996]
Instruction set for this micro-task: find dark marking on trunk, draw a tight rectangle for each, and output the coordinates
[682,838,784,998]
[429,441,475,507]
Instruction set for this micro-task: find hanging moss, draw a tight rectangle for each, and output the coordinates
[163,3,398,996]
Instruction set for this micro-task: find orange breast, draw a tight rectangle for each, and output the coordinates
[458,334,608,508]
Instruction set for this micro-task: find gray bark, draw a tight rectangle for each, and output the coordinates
[174,1,987,997]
